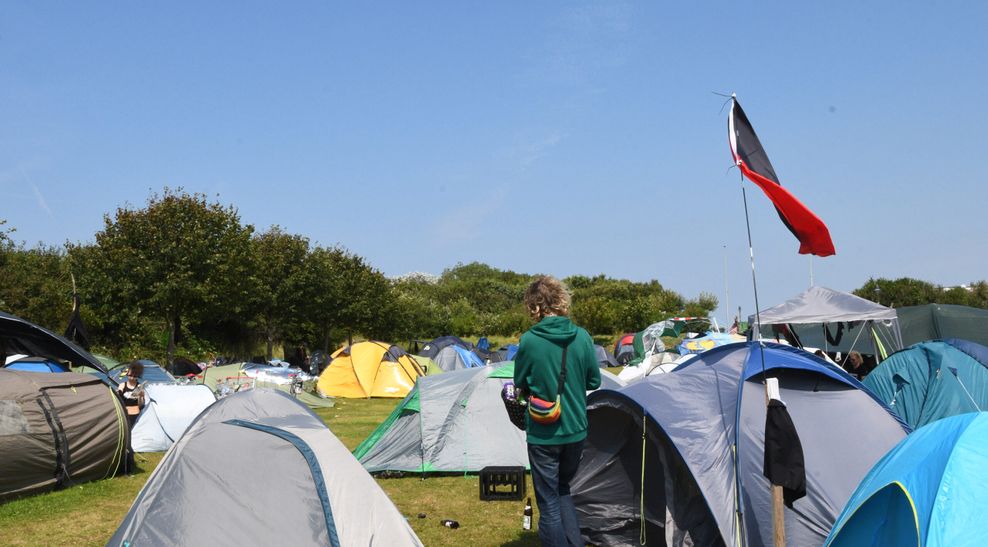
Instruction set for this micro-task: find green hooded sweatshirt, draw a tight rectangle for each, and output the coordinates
[513,316,601,445]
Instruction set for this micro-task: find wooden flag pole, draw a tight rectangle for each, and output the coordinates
[772,486,786,547]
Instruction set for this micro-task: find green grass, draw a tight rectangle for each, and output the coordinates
[0,397,541,546]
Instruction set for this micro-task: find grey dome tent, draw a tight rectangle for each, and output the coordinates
[571,342,908,547]
[130,383,217,452]
[594,344,619,368]
[432,344,486,372]
[354,362,625,473]
[750,286,903,363]
[110,389,421,546]
[418,335,472,360]
[0,370,129,501]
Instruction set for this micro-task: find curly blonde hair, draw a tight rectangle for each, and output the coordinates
[524,275,571,320]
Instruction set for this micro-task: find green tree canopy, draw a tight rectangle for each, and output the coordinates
[854,277,988,309]
[250,226,311,358]
[82,189,255,365]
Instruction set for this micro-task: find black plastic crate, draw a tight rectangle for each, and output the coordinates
[479,466,526,501]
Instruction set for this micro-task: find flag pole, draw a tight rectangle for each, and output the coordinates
[734,94,785,547]
[724,245,731,329]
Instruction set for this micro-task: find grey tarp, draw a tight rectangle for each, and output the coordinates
[571,342,908,547]
[897,303,988,347]
[750,286,903,356]
[110,389,421,547]
[356,362,624,473]
[0,370,128,501]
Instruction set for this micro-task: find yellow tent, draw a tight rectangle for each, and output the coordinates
[317,341,424,398]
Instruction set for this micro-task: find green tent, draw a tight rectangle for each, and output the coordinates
[897,304,988,347]
[413,355,444,376]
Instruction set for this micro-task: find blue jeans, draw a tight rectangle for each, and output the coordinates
[528,440,585,546]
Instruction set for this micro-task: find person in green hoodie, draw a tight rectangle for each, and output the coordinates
[514,275,601,546]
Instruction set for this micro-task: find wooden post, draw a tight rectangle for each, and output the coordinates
[772,484,786,547]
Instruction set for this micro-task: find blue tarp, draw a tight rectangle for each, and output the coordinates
[863,339,988,429]
[826,412,988,547]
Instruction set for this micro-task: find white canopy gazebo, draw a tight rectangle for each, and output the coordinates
[749,286,903,359]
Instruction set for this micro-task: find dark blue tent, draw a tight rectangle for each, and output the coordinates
[417,335,472,360]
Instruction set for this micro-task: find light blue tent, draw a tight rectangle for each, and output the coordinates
[863,339,988,429]
[826,412,988,547]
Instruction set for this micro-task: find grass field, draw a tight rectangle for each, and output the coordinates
[0,396,541,546]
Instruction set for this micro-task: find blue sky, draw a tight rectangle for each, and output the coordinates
[3,2,986,325]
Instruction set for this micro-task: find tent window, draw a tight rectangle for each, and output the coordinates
[0,401,29,435]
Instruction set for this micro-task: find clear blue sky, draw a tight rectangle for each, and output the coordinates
[3,2,986,325]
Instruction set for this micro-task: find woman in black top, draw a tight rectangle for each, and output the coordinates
[116,362,146,427]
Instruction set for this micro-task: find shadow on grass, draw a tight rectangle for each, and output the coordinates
[499,530,541,546]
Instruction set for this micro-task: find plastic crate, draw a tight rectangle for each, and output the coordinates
[479,466,526,501]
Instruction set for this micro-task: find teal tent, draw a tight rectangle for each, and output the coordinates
[863,339,988,429]
[826,412,988,547]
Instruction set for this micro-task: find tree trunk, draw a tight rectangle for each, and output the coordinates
[166,315,176,373]
[322,329,331,354]
[266,326,274,360]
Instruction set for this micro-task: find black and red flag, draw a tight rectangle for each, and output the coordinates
[729,98,836,257]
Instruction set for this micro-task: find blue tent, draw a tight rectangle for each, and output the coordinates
[863,339,988,429]
[572,342,909,547]
[826,412,988,547]
[418,335,472,360]
[4,358,67,373]
[431,345,486,372]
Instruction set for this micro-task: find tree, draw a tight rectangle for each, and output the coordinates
[305,246,393,351]
[856,277,948,307]
[249,227,312,358]
[0,243,72,330]
[85,189,254,367]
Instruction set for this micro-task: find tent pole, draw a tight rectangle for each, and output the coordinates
[736,101,782,547]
